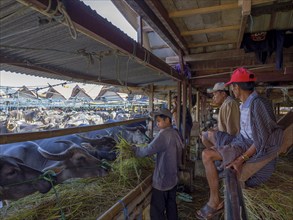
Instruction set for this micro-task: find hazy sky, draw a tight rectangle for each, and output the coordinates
[0,0,136,99]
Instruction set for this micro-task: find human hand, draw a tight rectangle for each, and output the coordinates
[131,145,137,152]
[226,156,244,174]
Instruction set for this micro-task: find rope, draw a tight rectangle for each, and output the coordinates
[42,170,66,220]
[42,0,77,39]
[55,0,77,39]
[125,56,131,87]
[115,54,124,85]
[98,57,102,81]
[118,199,129,220]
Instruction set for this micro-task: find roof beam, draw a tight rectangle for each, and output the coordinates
[166,49,250,64]
[169,3,239,18]
[166,48,293,64]
[188,40,237,48]
[237,0,251,48]
[192,67,293,86]
[124,0,188,55]
[145,0,189,54]
[0,55,138,87]
[168,0,274,18]
[251,1,293,16]
[181,25,240,36]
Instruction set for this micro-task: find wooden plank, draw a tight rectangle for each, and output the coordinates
[181,25,240,36]
[237,0,251,48]
[0,118,148,144]
[98,175,152,220]
[240,120,293,183]
[188,39,237,48]
[116,187,152,220]
[169,3,239,18]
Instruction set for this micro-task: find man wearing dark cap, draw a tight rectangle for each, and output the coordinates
[196,67,283,219]
[202,82,240,148]
[132,108,184,220]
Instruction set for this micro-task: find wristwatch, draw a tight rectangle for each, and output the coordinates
[241,153,250,161]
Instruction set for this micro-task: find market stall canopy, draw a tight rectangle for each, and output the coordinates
[69,85,93,102]
[13,86,38,99]
[43,87,66,100]
[95,86,125,103]
[0,0,182,92]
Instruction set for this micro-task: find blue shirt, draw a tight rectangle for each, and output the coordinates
[240,91,258,140]
[134,126,184,191]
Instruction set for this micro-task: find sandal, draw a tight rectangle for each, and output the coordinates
[196,201,224,220]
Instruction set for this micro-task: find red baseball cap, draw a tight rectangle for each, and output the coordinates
[225,67,257,86]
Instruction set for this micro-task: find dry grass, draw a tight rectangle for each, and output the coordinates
[243,157,293,220]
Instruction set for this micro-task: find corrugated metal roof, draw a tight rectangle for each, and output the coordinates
[0,0,181,90]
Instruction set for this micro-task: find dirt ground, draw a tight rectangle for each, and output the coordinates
[177,175,224,220]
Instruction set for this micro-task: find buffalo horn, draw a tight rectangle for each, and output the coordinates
[38,140,88,161]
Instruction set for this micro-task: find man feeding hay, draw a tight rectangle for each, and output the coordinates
[132,108,184,220]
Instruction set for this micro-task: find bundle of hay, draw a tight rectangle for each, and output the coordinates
[243,158,293,220]
[113,136,154,182]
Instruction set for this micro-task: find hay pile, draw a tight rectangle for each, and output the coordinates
[243,157,293,220]
[1,138,154,220]
[113,136,154,182]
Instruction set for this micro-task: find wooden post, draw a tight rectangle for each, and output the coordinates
[167,90,171,110]
[182,80,187,142]
[176,81,181,131]
[148,84,154,139]
[196,90,200,122]
[137,16,143,45]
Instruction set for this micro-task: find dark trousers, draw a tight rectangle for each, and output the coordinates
[150,186,178,220]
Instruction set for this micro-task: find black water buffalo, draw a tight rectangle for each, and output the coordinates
[0,155,52,200]
[33,134,117,161]
[0,140,107,200]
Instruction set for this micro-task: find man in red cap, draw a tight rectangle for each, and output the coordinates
[196,67,283,219]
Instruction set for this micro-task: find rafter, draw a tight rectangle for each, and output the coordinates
[188,40,237,48]
[169,3,239,18]
[237,0,251,48]
[181,25,240,36]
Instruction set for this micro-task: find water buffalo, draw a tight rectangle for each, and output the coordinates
[0,140,108,200]
[0,155,52,200]
[34,134,117,160]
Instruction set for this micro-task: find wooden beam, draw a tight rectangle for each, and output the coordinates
[145,0,189,54]
[237,0,251,48]
[188,40,237,48]
[251,1,293,16]
[192,68,293,86]
[181,25,240,36]
[169,3,240,18]
[0,55,138,87]
[0,118,148,144]
[124,0,185,55]
[190,55,293,71]
[166,48,293,64]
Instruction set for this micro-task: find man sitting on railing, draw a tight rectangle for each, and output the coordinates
[196,67,283,220]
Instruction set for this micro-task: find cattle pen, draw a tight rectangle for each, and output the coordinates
[1,0,293,220]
